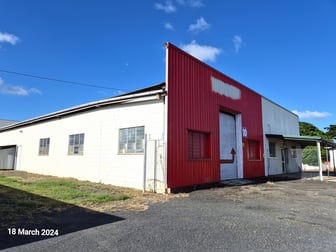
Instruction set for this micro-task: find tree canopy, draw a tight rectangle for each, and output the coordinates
[300,122,336,140]
[299,122,326,137]
[299,121,335,164]
[324,124,336,140]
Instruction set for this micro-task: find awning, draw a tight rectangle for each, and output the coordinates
[266,134,336,182]
[265,134,336,149]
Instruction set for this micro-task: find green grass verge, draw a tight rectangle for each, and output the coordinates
[0,175,130,205]
[0,174,131,228]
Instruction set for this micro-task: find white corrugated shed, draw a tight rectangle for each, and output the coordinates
[0,84,167,192]
[261,97,301,176]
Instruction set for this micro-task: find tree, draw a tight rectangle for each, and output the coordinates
[302,146,318,166]
[324,124,336,140]
[299,122,327,164]
[299,122,326,137]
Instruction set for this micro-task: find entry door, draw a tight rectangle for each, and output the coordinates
[220,113,238,180]
[281,148,288,173]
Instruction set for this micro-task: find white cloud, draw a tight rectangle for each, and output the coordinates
[232,35,243,53]
[29,88,42,95]
[154,1,176,13]
[0,32,19,45]
[176,0,204,7]
[292,110,332,119]
[164,22,175,31]
[155,0,203,13]
[188,17,210,33]
[181,40,221,62]
[0,77,41,96]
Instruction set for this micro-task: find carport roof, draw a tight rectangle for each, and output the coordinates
[266,134,336,148]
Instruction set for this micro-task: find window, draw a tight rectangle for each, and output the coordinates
[188,130,210,159]
[269,142,276,157]
[39,138,50,155]
[119,126,145,154]
[68,133,85,155]
[291,146,297,158]
[248,140,260,160]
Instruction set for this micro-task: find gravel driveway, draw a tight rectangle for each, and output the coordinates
[3,177,336,251]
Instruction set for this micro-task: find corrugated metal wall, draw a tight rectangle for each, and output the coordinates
[166,43,265,189]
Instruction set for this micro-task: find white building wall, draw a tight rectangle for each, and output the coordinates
[328,149,336,172]
[0,99,165,191]
[261,97,300,176]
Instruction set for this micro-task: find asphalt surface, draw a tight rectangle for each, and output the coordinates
[3,177,336,251]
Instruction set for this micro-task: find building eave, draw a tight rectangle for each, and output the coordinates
[0,82,166,132]
[266,134,336,148]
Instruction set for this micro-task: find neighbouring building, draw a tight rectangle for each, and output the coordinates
[0,43,323,192]
[0,119,17,128]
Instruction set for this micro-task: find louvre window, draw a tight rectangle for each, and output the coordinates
[188,130,210,159]
[68,133,84,155]
[248,140,260,160]
[119,126,145,154]
[38,138,50,155]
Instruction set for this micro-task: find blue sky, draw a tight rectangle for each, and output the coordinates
[0,0,335,131]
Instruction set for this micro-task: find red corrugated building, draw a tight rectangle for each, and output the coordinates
[166,43,265,190]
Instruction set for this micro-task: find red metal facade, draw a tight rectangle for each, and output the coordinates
[166,43,265,189]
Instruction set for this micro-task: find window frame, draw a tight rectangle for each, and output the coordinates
[188,130,211,160]
[269,141,277,158]
[38,137,50,156]
[68,133,85,155]
[118,126,145,154]
[248,139,261,161]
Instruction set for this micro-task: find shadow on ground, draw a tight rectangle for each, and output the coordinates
[0,185,124,250]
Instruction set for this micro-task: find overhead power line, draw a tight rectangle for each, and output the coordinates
[0,69,129,92]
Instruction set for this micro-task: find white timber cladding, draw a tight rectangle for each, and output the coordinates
[0,99,165,190]
[261,97,300,176]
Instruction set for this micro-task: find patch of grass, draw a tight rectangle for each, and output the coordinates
[0,175,130,205]
[0,173,132,228]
